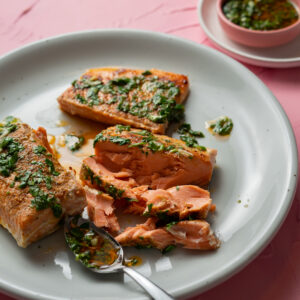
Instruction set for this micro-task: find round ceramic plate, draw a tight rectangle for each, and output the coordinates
[0,30,297,300]
[198,0,300,68]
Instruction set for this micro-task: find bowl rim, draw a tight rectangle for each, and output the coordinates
[217,0,300,35]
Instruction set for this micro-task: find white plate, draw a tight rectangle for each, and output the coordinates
[0,30,297,300]
[198,0,300,68]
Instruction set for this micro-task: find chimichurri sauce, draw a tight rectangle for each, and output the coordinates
[207,116,233,137]
[223,0,299,31]
[65,217,119,268]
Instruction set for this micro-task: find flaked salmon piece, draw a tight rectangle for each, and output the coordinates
[166,220,220,250]
[57,68,189,134]
[93,126,217,189]
[80,156,148,206]
[0,118,86,247]
[80,157,213,219]
[115,218,174,250]
[141,185,213,220]
[116,219,219,251]
[85,188,120,233]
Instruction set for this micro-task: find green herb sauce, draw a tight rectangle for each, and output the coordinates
[177,123,206,151]
[208,116,233,136]
[65,134,85,152]
[82,165,125,200]
[65,217,119,268]
[223,0,299,30]
[71,72,185,125]
[0,117,62,218]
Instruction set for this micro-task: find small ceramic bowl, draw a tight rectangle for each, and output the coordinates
[217,0,300,48]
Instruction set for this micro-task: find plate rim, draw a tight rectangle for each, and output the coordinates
[0,28,298,300]
[197,0,300,67]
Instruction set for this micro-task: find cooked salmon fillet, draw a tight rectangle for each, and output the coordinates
[57,67,189,134]
[0,117,86,247]
[80,156,143,202]
[166,220,220,249]
[115,218,174,250]
[93,125,217,189]
[141,185,213,220]
[85,187,120,233]
[80,156,215,219]
[116,218,220,251]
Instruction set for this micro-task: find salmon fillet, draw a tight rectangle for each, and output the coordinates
[57,67,189,134]
[115,218,220,251]
[93,125,217,189]
[141,185,213,220]
[0,117,86,247]
[80,156,215,220]
[85,187,120,233]
[115,218,174,250]
[80,156,142,202]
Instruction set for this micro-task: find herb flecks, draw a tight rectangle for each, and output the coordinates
[71,72,184,125]
[115,124,131,133]
[94,127,195,158]
[177,123,206,151]
[162,244,176,254]
[223,0,299,31]
[0,137,24,177]
[208,116,233,136]
[65,134,85,152]
[65,217,118,268]
[82,165,125,200]
[0,117,63,218]
[33,145,47,155]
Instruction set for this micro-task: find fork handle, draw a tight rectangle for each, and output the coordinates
[123,266,174,300]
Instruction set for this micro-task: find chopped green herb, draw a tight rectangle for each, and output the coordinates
[135,244,153,249]
[29,186,62,218]
[71,74,185,126]
[162,245,176,254]
[126,198,139,202]
[108,136,131,146]
[65,134,85,152]
[76,94,87,104]
[0,137,24,177]
[93,132,106,147]
[45,158,60,176]
[65,218,119,268]
[143,203,153,216]
[33,145,47,155]
[178,123,205,137]
[115,124,131,133]
[142,70,152,76]
[223,0,299,31]
[209,116,233,136]
[166,221,178,230]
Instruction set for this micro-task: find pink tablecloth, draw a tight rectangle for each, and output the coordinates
[0,1,299,299]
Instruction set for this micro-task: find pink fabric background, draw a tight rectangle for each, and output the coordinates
[0,0,299,299]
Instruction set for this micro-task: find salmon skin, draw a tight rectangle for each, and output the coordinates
[57,67,189,134]
[0,117,86,247]
[93,125,217,189]
[115,218,220,251]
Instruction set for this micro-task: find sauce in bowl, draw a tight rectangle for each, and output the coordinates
[223,0,299,31]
